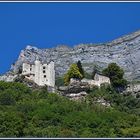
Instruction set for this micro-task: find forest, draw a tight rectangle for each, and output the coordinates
[0,80,139,137]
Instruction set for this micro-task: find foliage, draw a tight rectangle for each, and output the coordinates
[102,63,127,92]
[84,72,92,79]
[87,84,140,115]
[64,63,83,85]
[0,81,139,137]
[0,92,15,105]
[77,60,84,78]
[55,77,64,87]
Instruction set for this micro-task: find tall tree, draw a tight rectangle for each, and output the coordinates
[77,60,84,78]
[102,63,127,92]
[64,63,83,85]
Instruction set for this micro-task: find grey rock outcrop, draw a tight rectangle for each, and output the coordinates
[96,98,111,107]
[124,83,140,98]
[0,71,18,82]
[65,81,90,94]
[58,80,90,95]
[8,30,140,81]
[66,91,87,101]
[58,79,90,100]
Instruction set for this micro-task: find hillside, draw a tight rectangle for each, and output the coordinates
[0,81,139,137]
[10,30,140,81]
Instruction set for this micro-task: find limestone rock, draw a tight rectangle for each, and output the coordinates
[66,91,87,101]
[96,98,111,107]
[65,81,90,94]
[0,72,17,82]
[6,29,140,81]
[66,91,87,97]
[123,83,140,98]
[58,86,68,91]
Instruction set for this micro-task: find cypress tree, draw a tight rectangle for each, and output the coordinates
[77,60,84,78]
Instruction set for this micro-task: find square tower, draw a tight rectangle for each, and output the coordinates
[22,59,55,87]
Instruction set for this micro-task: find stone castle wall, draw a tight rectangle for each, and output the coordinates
[22,59,55,87]
[81,73,110,87]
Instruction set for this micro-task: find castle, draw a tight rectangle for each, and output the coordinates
[22,58,55,87]
[81,73,110,87]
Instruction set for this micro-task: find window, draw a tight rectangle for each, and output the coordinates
[44,75,46,78]
[30,65,32,71]
[43,70,45,73]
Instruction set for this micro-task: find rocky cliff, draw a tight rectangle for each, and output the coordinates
[10,30,140,81]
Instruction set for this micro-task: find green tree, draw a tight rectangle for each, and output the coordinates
[0,111,24,137]
[77,60,84,78]
[64,63,83,85]
[102,63,127,92]
[0,92,15,105]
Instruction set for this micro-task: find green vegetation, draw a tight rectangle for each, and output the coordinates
[0,81,139,137]
[55,77,64,87]
[0,62,139,137]
[77,60,85,78]
[84,72,92,79]
[102,63,127,92]
[64,63,83,85]
[64,61,85,85]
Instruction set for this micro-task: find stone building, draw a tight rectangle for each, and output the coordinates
[81,73,110,87]
[22,58,55,87]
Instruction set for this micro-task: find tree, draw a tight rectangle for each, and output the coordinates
[64,63,83,85]
[0,92,15,105]
[102,63,127,92]
[77,60,84,78]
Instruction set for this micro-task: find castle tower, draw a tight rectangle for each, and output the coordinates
[47,61,55,87]
[22,56,55,87]
[34,56,42,85]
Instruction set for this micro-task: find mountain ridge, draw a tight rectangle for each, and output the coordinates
[8,29,140,81]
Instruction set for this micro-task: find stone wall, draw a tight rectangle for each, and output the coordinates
[81,73,110,87]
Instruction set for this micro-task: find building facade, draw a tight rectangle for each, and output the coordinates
[22,59,55,87]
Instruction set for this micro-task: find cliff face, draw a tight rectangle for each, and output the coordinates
[11,30,140,81]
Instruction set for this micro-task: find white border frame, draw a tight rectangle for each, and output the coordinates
[0,1,139,139]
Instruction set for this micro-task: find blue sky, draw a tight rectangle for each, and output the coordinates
[0,2,140,74]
